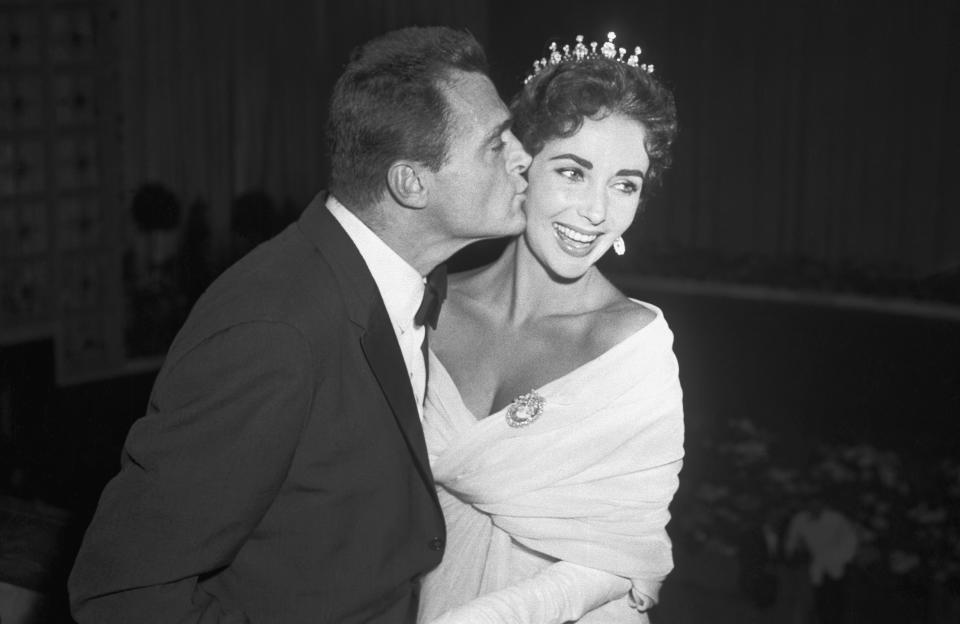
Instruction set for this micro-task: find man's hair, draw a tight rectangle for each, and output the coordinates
[327,27,489,209]
[511,57,678,195]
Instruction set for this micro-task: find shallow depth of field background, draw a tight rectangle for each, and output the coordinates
[1,1,957,622]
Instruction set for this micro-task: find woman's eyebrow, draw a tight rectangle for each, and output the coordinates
[548,153,593,169]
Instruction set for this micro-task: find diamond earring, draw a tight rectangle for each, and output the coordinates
[613,237,626,256]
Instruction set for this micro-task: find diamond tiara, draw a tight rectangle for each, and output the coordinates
[525,32,653,84]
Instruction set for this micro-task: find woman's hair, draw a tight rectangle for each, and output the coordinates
[511,56,678,194]
[327,27,488,209]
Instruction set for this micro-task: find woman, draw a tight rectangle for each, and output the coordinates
[419,33,684,623]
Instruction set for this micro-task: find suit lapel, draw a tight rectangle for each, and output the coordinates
[359,313,438,504]
[297,194,439,506]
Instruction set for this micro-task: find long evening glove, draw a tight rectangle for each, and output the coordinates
[427,560,633,624]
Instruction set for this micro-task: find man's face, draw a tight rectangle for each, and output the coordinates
[427,71,531,241]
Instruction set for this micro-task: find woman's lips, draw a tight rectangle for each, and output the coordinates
[553,223,600,257]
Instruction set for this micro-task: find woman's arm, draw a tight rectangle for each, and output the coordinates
[428,561,631,624]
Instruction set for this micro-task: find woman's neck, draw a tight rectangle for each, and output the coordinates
[485,237,606,324]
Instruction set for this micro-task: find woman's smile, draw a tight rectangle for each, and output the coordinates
[552,222,601,256]
[520,114,650,278]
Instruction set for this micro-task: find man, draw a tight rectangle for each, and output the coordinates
[68,26,530,623]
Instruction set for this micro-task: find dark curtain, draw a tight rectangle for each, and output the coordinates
[652,0,960,275]
[118,0,958,277]
[117,0,488,257]
[118,0,328,252]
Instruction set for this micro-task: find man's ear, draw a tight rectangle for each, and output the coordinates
[386,161,429,209]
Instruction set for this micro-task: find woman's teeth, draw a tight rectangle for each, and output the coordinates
[553,223,599,245]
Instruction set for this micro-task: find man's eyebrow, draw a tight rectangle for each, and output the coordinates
[484,116,514,145]
[549,153,593,169]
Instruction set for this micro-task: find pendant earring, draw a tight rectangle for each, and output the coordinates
[613,237,626,256]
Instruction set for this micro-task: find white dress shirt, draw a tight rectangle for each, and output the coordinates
[327,195,427,418]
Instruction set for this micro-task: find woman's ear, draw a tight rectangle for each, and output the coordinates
[386,161,429,209]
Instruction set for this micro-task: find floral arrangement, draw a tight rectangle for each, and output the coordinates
[671,416,960,590]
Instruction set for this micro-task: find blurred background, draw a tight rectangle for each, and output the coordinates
[0,0,957,622]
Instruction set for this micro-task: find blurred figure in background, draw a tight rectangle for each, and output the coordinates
[123,183,187,356]
[785,496,859,623]
[228,190,279,263]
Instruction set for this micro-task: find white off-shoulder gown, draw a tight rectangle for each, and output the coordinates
[418,301,685,624]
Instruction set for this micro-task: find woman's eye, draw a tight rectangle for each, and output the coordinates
[491,140,506,153]
[614,180,640,194]
[557,168,583,182]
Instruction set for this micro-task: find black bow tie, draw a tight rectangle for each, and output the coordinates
[414,264,447,330]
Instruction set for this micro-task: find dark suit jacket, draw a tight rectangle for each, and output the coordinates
[69,194,445,623]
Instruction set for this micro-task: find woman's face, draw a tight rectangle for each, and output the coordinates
[522,113,650,280]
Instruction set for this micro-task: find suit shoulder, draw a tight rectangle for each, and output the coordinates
[172,227,347,356]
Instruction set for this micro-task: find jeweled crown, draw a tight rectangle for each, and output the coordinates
[525,32,653,84]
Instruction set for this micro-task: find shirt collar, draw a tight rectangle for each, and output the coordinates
[326,195,425,332]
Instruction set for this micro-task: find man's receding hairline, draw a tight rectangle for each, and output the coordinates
[436,70,485,139]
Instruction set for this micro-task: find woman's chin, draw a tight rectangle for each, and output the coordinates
[542,258,594,284]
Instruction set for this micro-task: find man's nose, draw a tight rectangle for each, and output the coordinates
[505,131,532,175]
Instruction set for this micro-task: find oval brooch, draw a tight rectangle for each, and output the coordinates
[505,390,545,428]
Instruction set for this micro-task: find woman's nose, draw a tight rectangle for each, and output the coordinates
[578,191,607,225]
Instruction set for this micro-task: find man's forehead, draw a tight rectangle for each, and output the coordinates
[442,71,509,132]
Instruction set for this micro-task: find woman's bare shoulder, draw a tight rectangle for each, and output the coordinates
[593,286,658,347]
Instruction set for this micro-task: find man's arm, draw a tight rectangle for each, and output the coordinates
[68,321,316,624]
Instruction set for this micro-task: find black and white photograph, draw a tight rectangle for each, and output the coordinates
[0,1,957,622]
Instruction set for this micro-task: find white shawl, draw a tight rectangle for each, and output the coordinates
[422,303,685,618]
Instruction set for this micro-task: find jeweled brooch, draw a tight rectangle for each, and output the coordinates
[505,390,545,428]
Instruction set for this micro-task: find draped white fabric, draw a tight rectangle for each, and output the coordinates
[420,302,685,622]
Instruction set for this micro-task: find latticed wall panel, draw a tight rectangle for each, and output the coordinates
[0,0,123,383]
